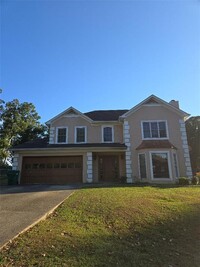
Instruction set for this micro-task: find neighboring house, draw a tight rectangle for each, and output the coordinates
[12,95,192,184]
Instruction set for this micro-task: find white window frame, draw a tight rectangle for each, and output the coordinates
[141,120,169,140]
[173,152,180,178]
[56,127,68,144]
[75,126,87,143]
[149,151,172,180]
[102,125,114,143]
[138,153,147,179]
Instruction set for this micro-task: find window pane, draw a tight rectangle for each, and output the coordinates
[143,122,151,138]
[151,122,159,138]
[39,163,45,169]
[57,128,67,143]
[103,127,112,142]
[61,163,67,168]
[68,162,74,168]
[46,163,53,169]
[76,128,85,143]
[54,163,60,168]
[32,163,39,169]
[25,164,31,169]
[139,154,147,179]
[75,162,81,168]
[159,122,167,138]
[151,153,169,178]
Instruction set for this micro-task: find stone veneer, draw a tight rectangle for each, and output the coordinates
[12,153,19,171]
[87,152,93,183]
[123,120,133,183]
[49,126,55,144]
[179,119,193,177]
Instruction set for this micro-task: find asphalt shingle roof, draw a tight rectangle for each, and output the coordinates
[12,138,127,150]
[136,140,177,150]
[84,110,128,121]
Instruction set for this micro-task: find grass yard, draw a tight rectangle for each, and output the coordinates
[0,185,200,267]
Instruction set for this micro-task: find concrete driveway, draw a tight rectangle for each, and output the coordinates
[0,185,78,249]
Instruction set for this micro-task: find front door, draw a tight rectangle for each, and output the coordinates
[99,155,119,182]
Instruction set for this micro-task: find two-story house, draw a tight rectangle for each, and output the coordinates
[12,95,192,184]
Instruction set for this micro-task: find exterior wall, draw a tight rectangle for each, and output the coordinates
[51,116,123,144]
[126,104,190,181]
[14,100,191,185]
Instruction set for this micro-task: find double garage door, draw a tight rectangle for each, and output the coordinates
[21,156,83,184]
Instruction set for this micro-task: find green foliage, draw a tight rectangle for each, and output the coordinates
[120,176,127,183]
[185,116,200,174]
[0,96,48,165]
[191,176,199,185]
[178,177,190,185]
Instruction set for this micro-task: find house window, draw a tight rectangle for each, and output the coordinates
[138,153,147,179]
[142,121,167,139]
[150,152,170,179]
[102,126,113,142]
[75,127,86,143]
[57,128,67,143]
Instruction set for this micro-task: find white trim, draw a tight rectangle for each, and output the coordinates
[138,153,147,179]
[74,126,87,144]
[101,125,114,143]
[86,152,93,182]
[173,152,180,178]
[120,95,190,119]
[56,126,68,144]
[149,151,172,180]
[179,120,192,178]
[141,120,169,140]
[46,106,93,125]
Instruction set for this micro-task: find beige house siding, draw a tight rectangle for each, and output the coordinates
[50,116,123,144]
[125,104,190,182]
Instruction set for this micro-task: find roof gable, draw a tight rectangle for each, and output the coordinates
[46,107,93,125]
[120,95,189,119]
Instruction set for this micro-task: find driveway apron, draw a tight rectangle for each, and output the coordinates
[0,185,76,248]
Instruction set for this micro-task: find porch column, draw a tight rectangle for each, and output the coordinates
[123,120,133,183]
[86,152,93,183]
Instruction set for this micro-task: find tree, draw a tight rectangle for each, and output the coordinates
[0,98,47,166]
[185,116,200,174]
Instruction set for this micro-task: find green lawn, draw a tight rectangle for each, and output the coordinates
[1,185,200,267]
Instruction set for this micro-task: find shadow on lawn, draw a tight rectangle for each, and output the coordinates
[50,206,200,267]
[2,202,200,267]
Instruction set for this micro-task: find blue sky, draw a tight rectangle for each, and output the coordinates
[1,0,200,123]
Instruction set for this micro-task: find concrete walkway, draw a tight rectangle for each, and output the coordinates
[0,185,77,249]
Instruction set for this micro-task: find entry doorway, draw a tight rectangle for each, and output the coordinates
[98,155,119,182]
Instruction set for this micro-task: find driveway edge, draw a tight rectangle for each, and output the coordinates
[0,191,75,251]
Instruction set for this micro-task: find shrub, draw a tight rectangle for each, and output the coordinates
[178,177,190,185]
[191,176,199,185]
[120,176,127,183]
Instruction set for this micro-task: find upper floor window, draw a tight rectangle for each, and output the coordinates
[75,127,86,143]
[142,121,168,139]
[57,127,67,143]
[102,126,113,142]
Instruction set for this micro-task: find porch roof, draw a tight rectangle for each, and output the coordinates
[11,138,127,151]
[136,140,177,150]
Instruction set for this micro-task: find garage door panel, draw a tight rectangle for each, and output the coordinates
[21,156,83,184]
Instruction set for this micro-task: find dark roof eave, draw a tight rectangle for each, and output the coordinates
[12,143,127,151]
